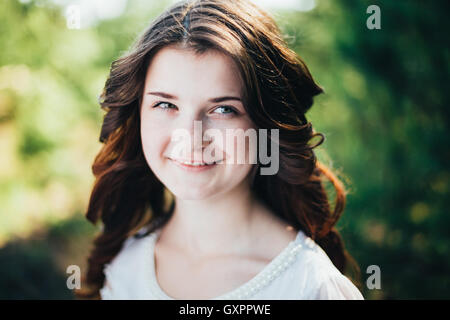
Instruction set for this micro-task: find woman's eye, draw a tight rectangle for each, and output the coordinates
[152,102,237,116]
[153,101,176,110]
[213,106,237,116]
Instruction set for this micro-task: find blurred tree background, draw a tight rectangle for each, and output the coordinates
[0,0,448,299]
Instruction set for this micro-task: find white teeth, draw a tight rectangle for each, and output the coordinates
[180,160,207,166]
[170,158,222,166]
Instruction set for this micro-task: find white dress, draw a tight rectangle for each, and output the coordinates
[100,226,364,300]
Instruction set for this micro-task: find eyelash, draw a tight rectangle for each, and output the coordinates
[152,101,238,117]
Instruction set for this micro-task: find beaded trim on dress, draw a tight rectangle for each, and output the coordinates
[145,229,306,300]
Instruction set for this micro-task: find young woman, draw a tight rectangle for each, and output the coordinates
[76,0,364,300]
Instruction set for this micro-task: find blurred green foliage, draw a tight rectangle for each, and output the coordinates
[0,0,448,299]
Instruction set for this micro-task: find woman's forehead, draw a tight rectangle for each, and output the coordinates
[144,45,244,98]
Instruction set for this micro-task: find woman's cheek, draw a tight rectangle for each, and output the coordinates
[141,115,166,161]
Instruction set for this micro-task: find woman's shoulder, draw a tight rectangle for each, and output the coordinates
[292,230,364,300]
[294,229,336,269]
[105,225,156,270]
[100,226,156,299]
[102,226,157,281]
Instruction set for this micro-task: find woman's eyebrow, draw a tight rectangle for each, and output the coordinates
[146,91,242,103]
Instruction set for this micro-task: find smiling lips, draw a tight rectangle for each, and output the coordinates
[167,157,223,172]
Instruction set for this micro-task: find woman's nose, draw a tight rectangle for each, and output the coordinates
[190,121,212,150]
[172,118,213,158]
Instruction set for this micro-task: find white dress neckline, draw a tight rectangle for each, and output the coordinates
[144,228,306,300]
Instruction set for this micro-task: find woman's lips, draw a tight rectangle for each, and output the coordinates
[168,158,222,172]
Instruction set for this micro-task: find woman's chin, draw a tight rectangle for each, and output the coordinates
[170,190,216,201]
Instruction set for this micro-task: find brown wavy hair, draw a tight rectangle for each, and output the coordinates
[75,0,362,299]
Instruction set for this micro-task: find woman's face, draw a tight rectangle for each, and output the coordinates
[140,45,256,200]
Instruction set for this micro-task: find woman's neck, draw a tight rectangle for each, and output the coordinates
[156,180,271,258]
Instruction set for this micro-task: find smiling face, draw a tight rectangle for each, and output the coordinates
[140,45,257,200]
